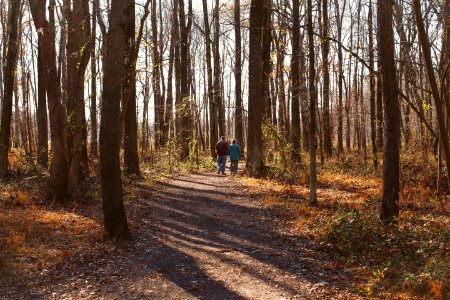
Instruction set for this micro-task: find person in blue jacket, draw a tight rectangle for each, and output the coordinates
[227,139,241,175]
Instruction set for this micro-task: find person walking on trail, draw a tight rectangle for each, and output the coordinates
[216,136,229,175]
[228,140,241,175]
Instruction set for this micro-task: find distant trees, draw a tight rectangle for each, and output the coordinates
[0,0,448,236]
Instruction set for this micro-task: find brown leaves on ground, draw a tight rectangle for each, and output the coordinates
[0,171,105,290]
[238,152,449,299]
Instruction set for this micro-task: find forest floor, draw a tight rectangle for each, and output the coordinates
[1,170,362,299]
[0,153,448,299]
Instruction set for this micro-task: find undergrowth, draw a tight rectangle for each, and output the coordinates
[240,150,449,299]
[0,148,215,288]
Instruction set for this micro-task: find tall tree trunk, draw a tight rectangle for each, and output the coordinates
[262,0,272,123]
[368,0,377,167]
[30,0,70,201]
[100,0,131,239]
[0,0,21,176]
[152,0,163,149]
[291,0,301,162]
[214,0,225,137]
[378,0,401,223]
[246,0,265,175]
[308,0,318,205]
[123,1,140,175]
[334,0,345,155]
[300,34,309,151]
[90,0,99,158]
[376,74,383,151]
[322,0,332,157]
[165,21,176,145]
[234,0,244,155]
[142,27,150,157]
[66,0,92,198]
[37,46,48,167]
[177,0,191,160]
[202,0,216,158]
[59,0,69,108]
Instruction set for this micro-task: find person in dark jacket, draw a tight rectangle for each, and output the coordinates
[215,136,228,175]
[227,140,241,175]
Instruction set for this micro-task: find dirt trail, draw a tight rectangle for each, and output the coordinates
[3,173,362,299]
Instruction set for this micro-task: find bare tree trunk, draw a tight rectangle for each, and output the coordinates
[100,0,131,239]
[37,46,48,167]
[322,0,332,157]
[291,0,301,162]
[376,74,383,151]
[142,26,150,157]
[234,0,244,154]
[246,0,265,176]
[123,1,140,175]
[177,0,191,160]
[378,0,400,223]
[300,34,309,151]
[90,0,99,158]
[334,0,345,155]
[165,20,175,145]
[308,0,317,205]
[262,0,272,123]
[152,0,163,149]
[368,0,377,167]
[30,0,70,201]
[202,0,216,158]
[214,0,225,137]
[66,0,92,198]
[0,0,21,176]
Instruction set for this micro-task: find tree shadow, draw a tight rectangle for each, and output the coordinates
[1,173,358,299]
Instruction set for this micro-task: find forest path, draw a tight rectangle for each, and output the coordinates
[7,172,362,299]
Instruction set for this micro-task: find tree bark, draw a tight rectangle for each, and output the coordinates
[322,0,332,157]
[214,0,225,137]
[30,0,70,201]
[37,46,48,168]
[177,0,191,160]
[123,0,140,175]
[234,0,244,155]
[378,0,401,223]
[0,0,21,176]
[368,0,377,167]
[308,0,318,205]
[100,0,131,239]
[202,0,216,158]
[334,0,345,155]
[246,0,265,176]
[152,0,163,149]
[90,0,99,158]
[66,0,92,198]
[291,0,301,162]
